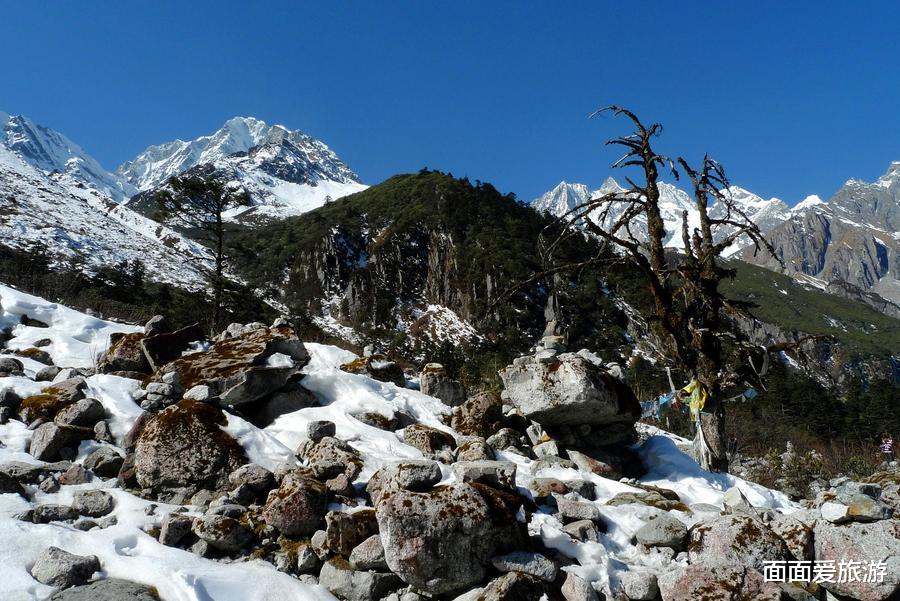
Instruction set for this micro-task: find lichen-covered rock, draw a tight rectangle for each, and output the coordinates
[375,483,524,595]
[133,400,247,495]
[18,377,87,423]
[322,509,379,556]
[350,534,388,571]
[657,565,781,601]
[262,473,328,536]
[97,332,151,374]
[366,460,442,504]
[813,518,900,601]
[297,436,363,481]
[402,424,456,457]
[192,514,253,552]
[141,323,204,371]
[479,572,547,601]
[159,513,193,546]
[451,392,503,438]
[456,437,495,461]
[688,514,790,570]
[419,363,466,406]
[452,460,516,491]
[766,510,814,561]
[148,325,309,407]
[498,352,639,428]
[491,551,558,582]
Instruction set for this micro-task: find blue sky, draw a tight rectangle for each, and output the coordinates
[4,1,900,203]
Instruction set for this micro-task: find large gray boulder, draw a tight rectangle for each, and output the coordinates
[30,547,100,588]
[813,518,900,601]
[97,332,151,374]
[297,436,363,481]
[688,514,790,570]
[319,558,403,601]
[262,472,328,536]
[375,483,524,595]
[498,352,639,428]
[50,578,160,600]
[635,513,688,550]
[133,400,247,495]
[658,565,781,601]
[29,423,90,462]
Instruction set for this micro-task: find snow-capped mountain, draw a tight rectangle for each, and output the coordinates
[0,125,210,289]
[0,111,136,201]
[532,178,789,255]
[745,163,900,307]
[120,117,366,222]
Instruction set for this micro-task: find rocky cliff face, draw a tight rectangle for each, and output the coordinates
[746,163,900,310]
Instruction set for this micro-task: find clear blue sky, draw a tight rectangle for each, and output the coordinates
[4,1,900,203]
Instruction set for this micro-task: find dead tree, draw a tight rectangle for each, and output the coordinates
[539,106,780,472]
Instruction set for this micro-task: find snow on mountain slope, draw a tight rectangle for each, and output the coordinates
[533,179,788,255]
[0,288,799,600]
[120,117,366,222]
[0,145,211,288]
[0,111,136,201]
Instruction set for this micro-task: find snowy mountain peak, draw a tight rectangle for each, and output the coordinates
[118,116,361,193]
[0,110,136,201]
[792,194,824,213]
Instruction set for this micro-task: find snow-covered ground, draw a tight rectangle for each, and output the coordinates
[0,284,798,600]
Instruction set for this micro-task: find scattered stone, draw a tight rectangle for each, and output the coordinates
[93,420,115,444]
[479,572,546,601]
[18,377,87,423]
[307,420,336,442]
[349,534,389,571]
[619,571,659,601]
[456,437,495,461]
[319,557,403,601]
[297,436,363,481]
[0,357,25,374]
[73,490,115,517]
[98,332,151,374]
[557,497,602,524]
[722,486,754,514]
[262,473,328,536]
[452,460,517,491]
[326,473,356,497]
[32,504,79,523]
[15,347,53,365]
[192,515,253,552]
[144,314,171,337]
[34,366,61,382]
[658,565,780,601]
[403,423,456,458]
[54,398,105,427]
[322,509,379,556]
[159,513,193,546]
[491,551,558,582]
[49,578,160,600]
[30,547,100,588]
[420,363,466,406]
[451,392,503,438]
[563,519,601,543]
[29,422,89,462]
[635,513,688,550]
[83,447,125,478]
[561,572,599,601]
[0,470,26,496]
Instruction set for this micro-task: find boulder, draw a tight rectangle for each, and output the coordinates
[159,513,193,546]
[73,490,115,517]
[97,332,151,374]
[49,578,160,600]
[350,534,388,571]
[307,420,337,442]
[147,325,309,407]
[340,354,405,386]
[322,509,379,556]
[319,557,403,601]
[452,460,517,491]
[635,513,688,550]
[15,347,53,365]
[244,382,319,428]
[498,352,640,428]
[192,515,253,552]
[0,357,24,374]
[18,377,87,423]
[297,436,363,481]
[491,551,558,582]
[30,547,100,588]
[813,518,900,601]
[688,514,790,570]
[32,504,79,523]
[144,314,171,337]
[0,470,25,496]
[479,572,547,601]
[403,424,456,457]
[29,422,90,461]
[619,571,659,601]
[228,464,275,493]
[262,473,328,536]
[133,400,247,495]
[557,497,602,524]
[657,565,781,601]
[54,398,105,427]
[766,511,815,561]
[456,437,495,461]
[83,447,125,478]
[376,483,524,595]
[563,519,601,543]
[451,392,503,438]
[419,363,466,406]
[140,323,204,371]
[366,460,442,504]
[561,572,599,601]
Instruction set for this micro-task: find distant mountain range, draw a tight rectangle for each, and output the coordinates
[533,170,900,313]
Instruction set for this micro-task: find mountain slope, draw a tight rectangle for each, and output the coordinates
[1,111,136,201]
[0,144,210,288]
[745,162,900,308]
[121,117,366,222]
